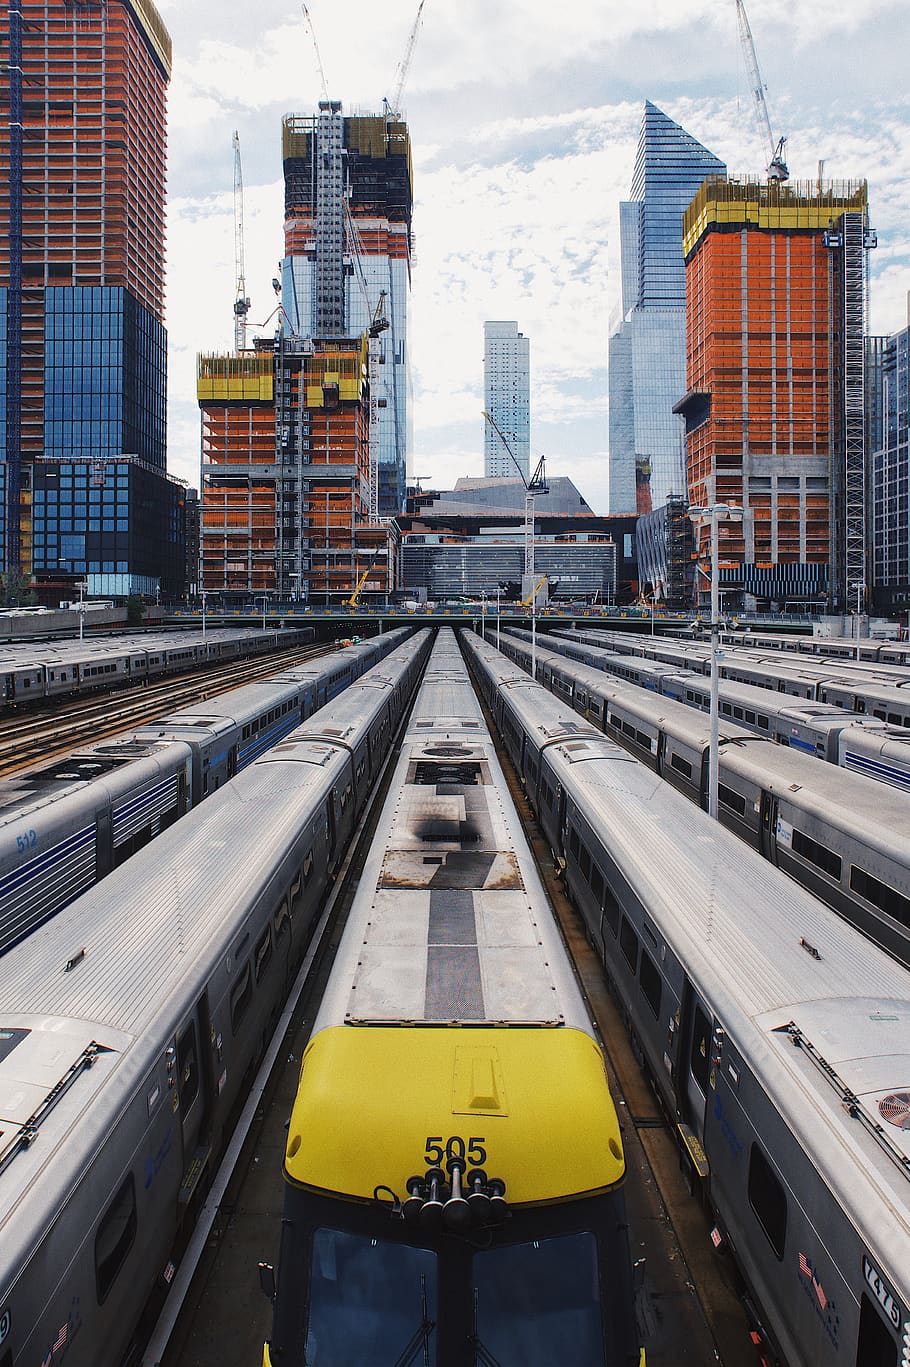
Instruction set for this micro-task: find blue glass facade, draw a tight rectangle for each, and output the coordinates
[31,458,185,598]
[608,103,725,516]
[873,325,910,610]
[44,287,166,469]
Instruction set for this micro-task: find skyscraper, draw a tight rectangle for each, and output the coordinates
[484,322,530,480]
[1,0,185,597]
[872,320,910,613]
[608,103,725,517]
[676,176,874,611]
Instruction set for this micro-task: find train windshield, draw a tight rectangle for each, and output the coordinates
[472,1232,604,1365]
[305,1227,437,1365]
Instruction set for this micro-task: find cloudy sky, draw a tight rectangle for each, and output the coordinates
[156,0,910,514]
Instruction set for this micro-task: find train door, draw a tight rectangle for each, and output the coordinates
[759,791,779,864]
[679,982,713,1143]
[176,994,212,1203]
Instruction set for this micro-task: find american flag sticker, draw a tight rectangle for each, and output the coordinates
[52,1321,68,1354]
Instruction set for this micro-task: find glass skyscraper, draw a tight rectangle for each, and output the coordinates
[1,0,185,597]
[484,321,530,480]
[608,102,725,515]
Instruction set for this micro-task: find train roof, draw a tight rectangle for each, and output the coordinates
[0,736,190,820]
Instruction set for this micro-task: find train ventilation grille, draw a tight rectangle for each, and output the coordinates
[878,1093,910,1129]
[414,761,482,786]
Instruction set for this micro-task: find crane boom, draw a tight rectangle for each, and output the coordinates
[301,3,330,104]
[388,0,427,117]
[232,130,250,351]
[734,0,788,181]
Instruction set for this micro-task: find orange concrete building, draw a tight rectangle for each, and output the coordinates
[676,177,872,609]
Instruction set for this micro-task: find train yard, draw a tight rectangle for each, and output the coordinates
[2,624,910,1367]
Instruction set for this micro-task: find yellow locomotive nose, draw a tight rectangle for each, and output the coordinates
[285,1025,625,1207]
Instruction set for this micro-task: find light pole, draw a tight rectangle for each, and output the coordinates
[77,579,87,642]
[201,590,208,640]
[496,585,501,650]
[853,582,862,661]
[688,503,743,820]
[481,589,487,642]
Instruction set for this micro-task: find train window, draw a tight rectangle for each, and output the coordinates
[619,917,638,971]
[639,950,662,1018]
[733,707,744,720]
[721,702,733,716]
[745,710,756,724]
[608,712,621,731]
[718,784,747,817]
[274,898,290,939]
[255,925,273,982]
[590,866,604,903]
[791,829,842,881]
[888,713,903,726]
[856,1293,898,1366]
[622,720,636,739]
[95,1173,137,1303]
[747,1144,787,1261]
[230,962,253,1035]
[670,752,693,780]
[177,1022,200,1113]
[757,715,769,729]
[569,828,580,859]
[303,850,315,886]
[850,867,910,927]
[578,845,591,880]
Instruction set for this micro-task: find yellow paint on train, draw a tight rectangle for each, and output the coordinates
[285,1025,625,1205]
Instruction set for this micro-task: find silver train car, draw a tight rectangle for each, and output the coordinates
[496,629,910,971]
[0,625,315,706]
[527,627,895,767]
[0,630,432,1367]
[463,630,910,1367]
[262,630,642,1366]
[0,629,414,957]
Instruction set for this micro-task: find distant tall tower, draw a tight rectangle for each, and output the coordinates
[484,322,530,479]
[0,0,184,596]
[608,103,725,515]
[676,176,875,611]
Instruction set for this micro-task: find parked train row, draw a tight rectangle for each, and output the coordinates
[0,628,414,957]
[0,624,315,706]
[524,626,910,792]
[496,628,910,972]
[0,629,433,1367]
[716,626,910,666]
[262,629,643,1367]
[557,627,910,724]
[463,629,910,1367]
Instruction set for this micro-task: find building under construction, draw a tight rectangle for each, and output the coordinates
[675,176,875,611]
[198,102,411,603]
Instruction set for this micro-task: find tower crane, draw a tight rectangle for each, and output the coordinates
[232,131,251,351]
[734,0,788,182]
[482,411,547,582]
[301,3,330,104]
[385,0,427,119]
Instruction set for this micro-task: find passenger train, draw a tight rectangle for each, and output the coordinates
[261,631,644,1367]
[496,629,910,971]
[557,627,910,713]
[0,624,314,707]
[0,630,432,1367]
[523,626,910,786]
[463,630,910,1367]
[0,628,414,957]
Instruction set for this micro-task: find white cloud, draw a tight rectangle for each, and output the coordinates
[161,2,910,512]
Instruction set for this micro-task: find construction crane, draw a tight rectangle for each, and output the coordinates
[301,3,330,103]
[342,549,381,608]
[385,0,427,119]
[734,0,788,182]
[232,131,251,351]
[482,411,548,582]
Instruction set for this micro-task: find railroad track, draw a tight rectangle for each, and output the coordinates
[0,643,334,775]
